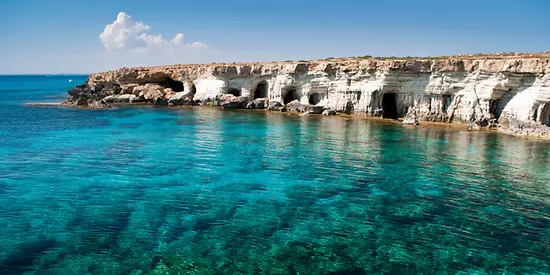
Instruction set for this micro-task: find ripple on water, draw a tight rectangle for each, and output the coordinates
[0,98,550,273]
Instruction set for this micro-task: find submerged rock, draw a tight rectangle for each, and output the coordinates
[0,238,57,274]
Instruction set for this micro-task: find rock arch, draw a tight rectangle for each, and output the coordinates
[254,81,268,99]
[283,88,299,104]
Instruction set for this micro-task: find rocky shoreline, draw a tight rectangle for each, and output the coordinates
[65,83,334,114]
[63,54,550,139]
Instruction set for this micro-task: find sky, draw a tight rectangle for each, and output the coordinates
[0,0,549,74]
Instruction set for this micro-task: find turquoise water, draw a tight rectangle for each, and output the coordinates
[1,75,550,274]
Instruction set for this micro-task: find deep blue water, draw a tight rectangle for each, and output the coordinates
[0,75,549,274]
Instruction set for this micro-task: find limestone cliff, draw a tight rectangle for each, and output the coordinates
[66,54,550,139]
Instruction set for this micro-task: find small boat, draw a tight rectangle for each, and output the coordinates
[68,79,73,83]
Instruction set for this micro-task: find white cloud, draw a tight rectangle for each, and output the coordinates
[139,33,167,47]
[171,33,184,45]
[187,42,209,50]
[99,12,207,51]
[99,12,150,50]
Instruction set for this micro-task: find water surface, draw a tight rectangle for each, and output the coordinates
[1,75,549,274]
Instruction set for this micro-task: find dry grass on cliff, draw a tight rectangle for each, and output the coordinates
[307,52,550,64]
[117,51,550,72]
[320,52,550,62]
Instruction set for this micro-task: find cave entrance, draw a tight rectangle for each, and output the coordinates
[489,94,514,119]
[442,94,452,112]
[254,81,268,99]
[309,93,323,105]
[382,93,398,119]
[228,88,241,97]
[158,77,184,92]
[541,104,550,126]
[284,88,299,104]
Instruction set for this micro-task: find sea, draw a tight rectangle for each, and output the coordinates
[0,75,549,274]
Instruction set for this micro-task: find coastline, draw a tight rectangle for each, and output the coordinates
[58,52,550,140]
[29,99,550,142]
[6,67,550,275]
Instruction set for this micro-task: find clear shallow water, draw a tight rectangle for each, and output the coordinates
[1,75,550,275]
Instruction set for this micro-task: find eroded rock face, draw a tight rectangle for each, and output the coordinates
[220,94,248,109]
[134,83,165,101]
[267,101,283,111]
[103,94,140,103]
[66,84,115,107]
[246,98,268,109]
[285,100,304,113]
[281,100,324,114]
[168,92,196,105]
[67,54,550,139]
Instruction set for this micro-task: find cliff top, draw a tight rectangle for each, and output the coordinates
[118,51,550,70]
[88,52,550,82]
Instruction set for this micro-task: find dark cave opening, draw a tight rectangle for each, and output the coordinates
[254,81,268,99]
[382,93,398,119]
[308,93,323,105]
[442,94,452,112]
[489,97,513,119]
[284,88,299,104]
[543,104,550,126]
[228,88,241,97]
[157,77,184,92]
[189,83,197,95]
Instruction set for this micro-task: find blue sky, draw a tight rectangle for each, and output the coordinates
[1,0,549,74]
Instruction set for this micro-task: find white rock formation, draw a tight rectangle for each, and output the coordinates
[73,55,550,139]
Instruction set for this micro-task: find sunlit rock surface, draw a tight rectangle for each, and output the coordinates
[67,54,550,139]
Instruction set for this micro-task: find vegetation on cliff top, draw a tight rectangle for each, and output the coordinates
[320,51,550,62]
